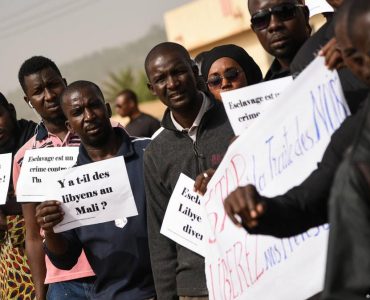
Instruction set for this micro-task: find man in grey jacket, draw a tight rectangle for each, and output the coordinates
[143,42,234,299]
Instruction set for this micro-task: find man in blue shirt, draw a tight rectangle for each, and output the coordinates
[35,81,155,300]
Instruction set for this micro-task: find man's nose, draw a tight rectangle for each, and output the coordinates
[267,13,284,32]
[44,88,55,101]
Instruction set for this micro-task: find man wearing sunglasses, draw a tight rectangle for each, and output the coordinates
[248,0,311,81]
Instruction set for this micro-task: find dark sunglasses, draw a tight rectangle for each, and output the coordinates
[207,68,242,88]
[251,3,304,31]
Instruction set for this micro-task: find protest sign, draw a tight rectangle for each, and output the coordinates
[305,0,334,17]
[52,156,138,233]
[0,153,12,205]
[16,147,79,202]
[161,173,206,257]
[221,76,293,135]
[203,56,350,300]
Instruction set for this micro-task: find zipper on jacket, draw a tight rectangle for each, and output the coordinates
[193,141,204,175]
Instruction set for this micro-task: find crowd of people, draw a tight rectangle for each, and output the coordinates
[0,0,369,299]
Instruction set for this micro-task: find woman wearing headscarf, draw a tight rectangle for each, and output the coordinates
[201,44,262,101]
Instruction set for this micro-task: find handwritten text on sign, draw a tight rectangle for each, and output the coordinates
[203,57,350,300]
[221,76,293,136]
[16,147,79,202]
[52,156,138,233]
[0,153,12,205]
[161,173,206,257]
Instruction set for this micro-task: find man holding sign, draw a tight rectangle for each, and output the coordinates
[144,42,234,299]
[14,56,95,300]
[0,93,37,299]
[37,81,155,300]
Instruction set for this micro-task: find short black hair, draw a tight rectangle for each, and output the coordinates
[248,0,304,14]
[60,80,105,107]
[144,42,192,77]
[116,89,138,105]
[347,0,370,42]
[18,56,62,92]
[0,92,10,110]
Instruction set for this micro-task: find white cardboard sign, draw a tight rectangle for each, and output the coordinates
[221,76,293,135]
[0,153,12,205]
[161,173,206,257]
[203,57,350,300]
[306,0,334,17]
[52,156,138,232]
[16,147,79,202]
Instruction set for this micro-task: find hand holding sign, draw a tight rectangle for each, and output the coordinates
[193,168,215,196]
[35,201,64,234]
[224,184,266,228]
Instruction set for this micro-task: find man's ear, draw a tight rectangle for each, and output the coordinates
[147,82,156,96]
[65,120,74,134]
[303,6,312,35]
[8,103,17,120]
[106,103,112,118]
[192,64,200,77]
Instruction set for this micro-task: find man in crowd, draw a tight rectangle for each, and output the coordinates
[143,42,234,299]
[248,0,311,80]
[0,93,37,299]
[35,80,156,299]
[14,56,95,300]
[115,89,160,137]
[322,1,370,298]
[223,1,369,239]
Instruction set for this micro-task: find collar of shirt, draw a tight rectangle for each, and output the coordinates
[34,122,80,147]
[264,59,291,81]
[170,92,211,142]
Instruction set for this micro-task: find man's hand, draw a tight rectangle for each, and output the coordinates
[35,201,64,235]
[319,37,344,70]
[193,168,215,195]
[224,185,265,228]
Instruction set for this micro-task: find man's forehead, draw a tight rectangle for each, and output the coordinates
[249,0,297,12]
[24,67,61,86]
[148,51,189,69]
[66,87,102,104]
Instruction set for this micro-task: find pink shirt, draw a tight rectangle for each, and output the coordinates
[13,124,94,284]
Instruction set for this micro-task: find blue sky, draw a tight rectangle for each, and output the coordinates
[0,0,191,93]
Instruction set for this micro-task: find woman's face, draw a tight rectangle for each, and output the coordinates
[207,57,248,100]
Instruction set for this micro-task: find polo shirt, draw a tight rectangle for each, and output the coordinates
[45,127,156,299]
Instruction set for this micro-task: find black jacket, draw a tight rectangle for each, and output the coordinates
[249,95,368,237]
[144,96,234,299]
[290,17,368,114]
[322,97,370,300]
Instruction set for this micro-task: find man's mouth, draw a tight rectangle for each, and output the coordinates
[46,103,60,111]
[169,91,185,100]
[270,35,289,47]
[85,125,101,134]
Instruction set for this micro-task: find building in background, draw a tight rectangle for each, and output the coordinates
[164,0,326,75]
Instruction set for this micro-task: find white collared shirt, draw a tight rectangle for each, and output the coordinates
[170,92,211,142]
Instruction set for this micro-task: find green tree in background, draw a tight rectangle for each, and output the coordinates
[103,68,155,104]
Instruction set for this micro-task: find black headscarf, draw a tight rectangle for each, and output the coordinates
[201,44,262,86]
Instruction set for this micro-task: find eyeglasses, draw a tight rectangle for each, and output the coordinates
[251,3,304,31]
[207,68,242,88]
